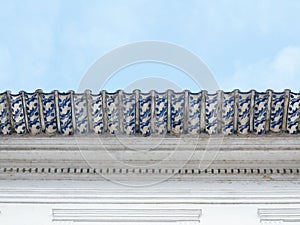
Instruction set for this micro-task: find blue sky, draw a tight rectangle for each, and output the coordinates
[1,0,300,93]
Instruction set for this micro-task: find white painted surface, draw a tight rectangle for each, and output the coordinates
[0,135,299,224]
[0,180,299,225]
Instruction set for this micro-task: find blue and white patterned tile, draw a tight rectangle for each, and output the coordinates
[155,93,168,134]
[270,92,285,132]
[238,92,251,134]
[10,93,26,134]
[123,93,136,135]
[205,93,218,134]
[106,92,119,134]
[41,93,57,134]
[253,92,268,134]
[188,92,201,134]
[287,92,300,134]
[171,92,184,134]
[24,92,41,135]
[91,94,103,134]
[139,93,151,136]
[0,93,11,134]
[222,92,235,135]
[6,89,300,136]
[73,94,88,134]
[58,93,73,135]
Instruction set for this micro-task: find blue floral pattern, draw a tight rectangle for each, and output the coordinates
[188,92,201,134]
[106,92,119,134]
[171,92,184,134]
[253,92,268,134]
[74,94,88,134]
[0,92,11,134]
[91,94,103,134]
[58,93,73,135]
[206,93,218,134]
[1,89,300,136]
[270,93,285,132]
[154,93,168,134]
[10,93,26,134]
[24,92,41,135]
[222,92,235,135]
[123,93,136,135]
[139,93,151,136]
[287,92,300,134]
[238,92,251,134]
[42,93,57,134]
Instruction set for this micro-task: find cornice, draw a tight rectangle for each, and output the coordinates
[0,134,299,180]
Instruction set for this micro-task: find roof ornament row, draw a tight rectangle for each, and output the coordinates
[0,89,299,136]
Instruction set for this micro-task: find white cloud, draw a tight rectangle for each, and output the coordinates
[230,46,300,92]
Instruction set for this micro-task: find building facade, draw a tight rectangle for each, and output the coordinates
[0,89,299,225]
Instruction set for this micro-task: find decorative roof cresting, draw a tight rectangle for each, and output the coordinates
[0,89,299,136]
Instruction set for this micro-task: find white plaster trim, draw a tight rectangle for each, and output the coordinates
[0,180,299,204]
[0,135,300,180]
[258,208,300,223]
[52,207,201,223]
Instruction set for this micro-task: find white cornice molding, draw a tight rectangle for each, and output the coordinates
[0,135,299,180]
[0,180,299,204]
